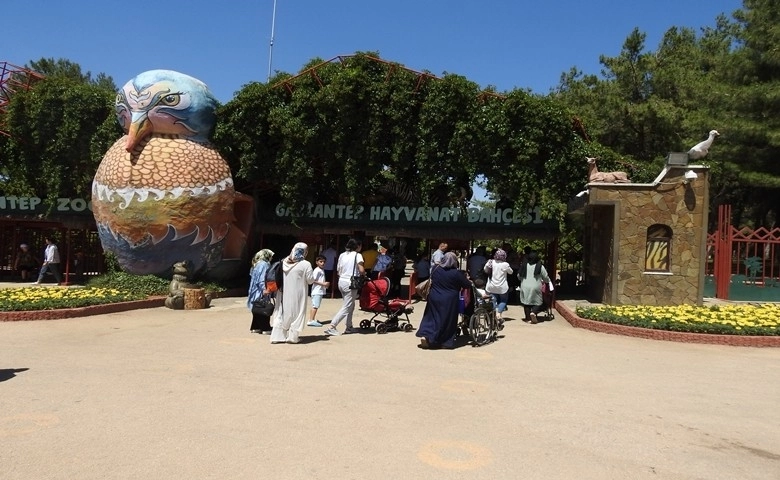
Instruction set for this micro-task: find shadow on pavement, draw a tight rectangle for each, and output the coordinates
[0,367,29,382]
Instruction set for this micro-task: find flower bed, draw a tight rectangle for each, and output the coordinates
[575,304,779,336]
[0,286,144,311]
[0,286,245,322]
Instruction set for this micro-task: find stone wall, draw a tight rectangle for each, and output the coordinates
[587,166,709,305]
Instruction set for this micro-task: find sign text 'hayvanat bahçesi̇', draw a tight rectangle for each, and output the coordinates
[275,203,546,225]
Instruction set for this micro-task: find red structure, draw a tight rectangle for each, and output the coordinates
[0,61,44,137]
[708,204,780,299]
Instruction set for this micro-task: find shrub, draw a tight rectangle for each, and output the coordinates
[86,271,228,297]
[87,271,170,297]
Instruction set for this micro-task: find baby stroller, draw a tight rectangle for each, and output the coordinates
[358,277,415,334]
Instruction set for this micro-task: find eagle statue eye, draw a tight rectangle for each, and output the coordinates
[157,93,182,107]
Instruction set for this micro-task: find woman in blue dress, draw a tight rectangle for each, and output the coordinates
[416,252,472,349]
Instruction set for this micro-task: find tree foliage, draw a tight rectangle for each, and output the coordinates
[554,1,780,227]
[0,59,120,204]
[214,52,592,225]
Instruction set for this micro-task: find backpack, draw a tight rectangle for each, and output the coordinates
[518,261,543,280]
[265,261,284,292]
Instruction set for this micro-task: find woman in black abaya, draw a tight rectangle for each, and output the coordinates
[415,252,471,349]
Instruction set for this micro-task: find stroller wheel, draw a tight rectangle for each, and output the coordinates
[403,323,414,332]
[359,319,371,329]
[376,323,389,334]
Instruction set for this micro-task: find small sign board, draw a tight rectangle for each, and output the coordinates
[666,152,689,166]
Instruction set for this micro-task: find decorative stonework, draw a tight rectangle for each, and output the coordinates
[586,166,708,305]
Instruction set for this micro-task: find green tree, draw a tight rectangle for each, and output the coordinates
[215,52,599,226]
[720,0,780,226]
[0,59,120,203]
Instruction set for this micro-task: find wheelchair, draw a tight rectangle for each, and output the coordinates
[461,285,502,347]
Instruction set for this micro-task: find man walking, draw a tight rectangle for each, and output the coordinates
[33,236,63,285]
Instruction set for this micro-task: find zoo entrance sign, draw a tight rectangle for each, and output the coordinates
[0,196,92,214]
[273,203,554,227]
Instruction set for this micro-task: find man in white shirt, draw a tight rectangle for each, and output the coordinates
[33,237,63,285]
[431,242,448,271]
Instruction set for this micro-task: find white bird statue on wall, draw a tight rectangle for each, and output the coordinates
[688,130,720,160]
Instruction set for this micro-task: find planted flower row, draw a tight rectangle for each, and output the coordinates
[576,304,780,336]
[0,287,144,311]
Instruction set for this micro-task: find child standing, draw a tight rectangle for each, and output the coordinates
[308,256,330,327]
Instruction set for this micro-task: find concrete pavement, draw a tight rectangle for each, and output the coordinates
[1,295,779,480]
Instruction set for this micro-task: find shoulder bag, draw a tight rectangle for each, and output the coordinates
[349,253,366,290]
[251,295,275,316]
[415,266,437,299]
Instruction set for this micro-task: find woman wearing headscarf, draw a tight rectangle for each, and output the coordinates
[484,248,514,322]
[518,251,551,324]
[270,242,314,344]
[416,251,472,349]
[248,249,274,334]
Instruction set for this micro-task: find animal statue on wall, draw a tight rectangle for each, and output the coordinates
[687,130,720,160]
[165,261,212,310]
[92,70,248,279]
[586,157,630,183]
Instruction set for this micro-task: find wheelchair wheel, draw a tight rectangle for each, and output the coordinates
[468,309,493,346]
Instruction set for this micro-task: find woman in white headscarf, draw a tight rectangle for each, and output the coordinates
[484,248,513,322]
[248,248,274,334]
[270,242,314,344]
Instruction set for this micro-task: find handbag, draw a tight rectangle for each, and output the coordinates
[415,265,437,299]
[415,278,432,299]
[349,253,366,290]
[251,296,275,316]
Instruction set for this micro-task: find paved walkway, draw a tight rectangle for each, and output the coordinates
[2,294,779,479]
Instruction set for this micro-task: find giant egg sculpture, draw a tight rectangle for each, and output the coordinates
[92,70,238,277]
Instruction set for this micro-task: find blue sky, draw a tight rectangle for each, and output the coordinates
[3,0,742,104]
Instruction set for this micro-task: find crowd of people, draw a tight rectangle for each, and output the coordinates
[247,238,552,348]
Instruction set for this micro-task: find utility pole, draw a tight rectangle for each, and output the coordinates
[267,0,278,82]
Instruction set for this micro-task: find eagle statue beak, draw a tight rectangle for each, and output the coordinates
[125,112,153,152]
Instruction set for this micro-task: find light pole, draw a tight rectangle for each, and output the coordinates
[267,0,278,82]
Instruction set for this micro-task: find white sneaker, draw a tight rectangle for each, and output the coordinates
[324,327,340,336]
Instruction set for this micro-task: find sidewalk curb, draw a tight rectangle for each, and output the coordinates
[0,297,166,322]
